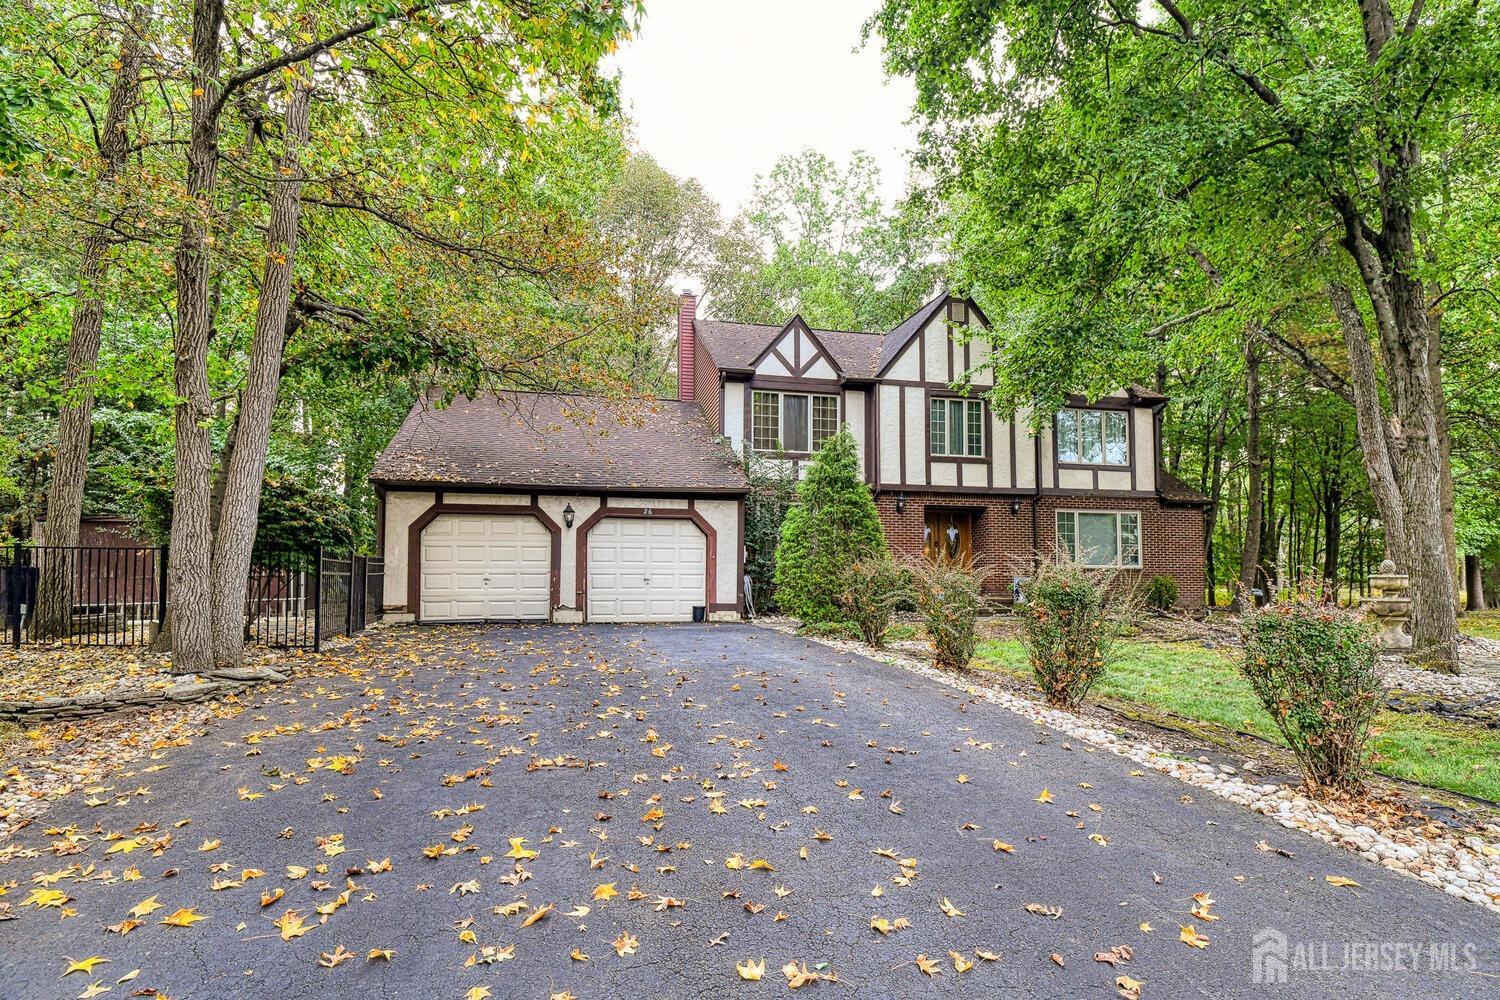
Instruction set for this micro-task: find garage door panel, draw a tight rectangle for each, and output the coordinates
[587,517,706,623]
[421,513,551,621]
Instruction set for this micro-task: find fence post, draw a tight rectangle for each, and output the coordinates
[313,546,322,652]
[156,544,169,631]
[9,542,19,650]
[346,551,355,637]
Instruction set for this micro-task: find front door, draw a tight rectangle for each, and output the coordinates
[923,509,975,563]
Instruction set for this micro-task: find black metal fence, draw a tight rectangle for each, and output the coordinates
[2,543,382,651]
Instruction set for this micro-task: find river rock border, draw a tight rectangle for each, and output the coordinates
[755,620,1500,915]
[0,666,289,724]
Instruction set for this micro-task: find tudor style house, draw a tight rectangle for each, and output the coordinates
[679,290,1209,606]
[369,288,1206,626]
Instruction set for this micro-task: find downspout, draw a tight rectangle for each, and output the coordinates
[1031,427,1042,569]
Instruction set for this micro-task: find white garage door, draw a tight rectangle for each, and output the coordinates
[420,513,551,621]
[587,517,706,623]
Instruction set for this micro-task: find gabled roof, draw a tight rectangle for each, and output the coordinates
[874,292,991,375]
[744,315,844,377]
[371,391,748,493]
[694,319,884,378]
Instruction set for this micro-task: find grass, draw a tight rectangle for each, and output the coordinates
[974,637,1500,803]
[1460,609,1500,640]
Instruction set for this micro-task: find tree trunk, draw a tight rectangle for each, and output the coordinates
[1327,283,1408,567]
[34,26,145,638]
[168,0,227,676]
[1323,486,1341,591]
[209,74,314,668]
[1234,339,1263,612]
[1203,407,1228,607]
[1463,554,1486,612]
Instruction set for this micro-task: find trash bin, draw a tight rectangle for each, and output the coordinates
[692,605,706,623]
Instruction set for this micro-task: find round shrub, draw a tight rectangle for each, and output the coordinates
[1018,557,1132,708]
[907,556,990,670]
[1144,574,1179,611]
[1239,592,1380,792]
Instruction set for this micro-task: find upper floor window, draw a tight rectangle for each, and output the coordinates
[1056,510,1141,568]
[752,390,839,454]
[930,397,984,457]
[1056,408,1128,465]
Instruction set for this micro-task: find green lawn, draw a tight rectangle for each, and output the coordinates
[974,638,1500,803]
[1460,610,1500,641]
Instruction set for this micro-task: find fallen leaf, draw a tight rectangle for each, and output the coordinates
[1179,924,1210,949]
[1325,875,1361,888]
[914,954,941,976]
[62,956,111,977]
[159,907,207,928]
[613,931,639,956]
[737,957,766,981]
[318,946,354,968]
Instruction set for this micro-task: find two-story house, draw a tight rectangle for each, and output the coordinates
[680,290,1208,606]
[368,289,1206,626]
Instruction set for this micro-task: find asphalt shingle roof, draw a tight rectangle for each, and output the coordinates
[693,320,885,377]
[371,391,749,493]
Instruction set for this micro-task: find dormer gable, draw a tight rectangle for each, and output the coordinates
[748,315,844,381]
[876,292,990,378]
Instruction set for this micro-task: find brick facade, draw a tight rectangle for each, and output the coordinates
[874,491,1206,608]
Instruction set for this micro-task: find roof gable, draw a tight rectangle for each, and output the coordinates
[875,292,989,376]
[746,316,843,379]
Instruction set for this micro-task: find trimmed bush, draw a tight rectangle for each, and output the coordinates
[1018,557,1131,708]
[1239,592,1381,792]
[907,556,990,670]
[838,556,907,647]
[1144,574,1179,611]
[774,428,888,625]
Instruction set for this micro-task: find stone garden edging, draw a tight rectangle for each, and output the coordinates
[755,621,1500,915]
[0,665,289,724]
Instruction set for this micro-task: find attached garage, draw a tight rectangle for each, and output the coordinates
[419,513,552,621]
[586,516,707,623]
[371,391,747,624]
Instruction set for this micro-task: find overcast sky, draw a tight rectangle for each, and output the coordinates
[609,0,920,215]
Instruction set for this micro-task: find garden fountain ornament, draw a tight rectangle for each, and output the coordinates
[1364,559,1413,652]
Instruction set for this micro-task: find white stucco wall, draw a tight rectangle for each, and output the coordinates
[724,381,745,448]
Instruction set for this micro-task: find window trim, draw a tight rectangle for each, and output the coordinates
[928,395,986,459]
[1055,407,1131,468]
[1055,509,1143,569]
[749,389,840,456]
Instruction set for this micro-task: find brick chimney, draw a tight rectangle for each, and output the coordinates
[677,289,697,402]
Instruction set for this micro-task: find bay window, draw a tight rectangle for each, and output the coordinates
[929,397,984,457]
[751,390,839,453]
[1056,511,1142,568]
[1056,408,1129,465]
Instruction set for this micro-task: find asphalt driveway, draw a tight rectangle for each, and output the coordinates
[2,623,1496,999]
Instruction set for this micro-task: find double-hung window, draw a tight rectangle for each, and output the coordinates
[1056,408,1128,465]
[1056,511,1142,568]
[929,398,984,457]
[751,391,839,453]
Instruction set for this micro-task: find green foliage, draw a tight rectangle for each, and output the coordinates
[1239,591,1382,792]
[253,477,357,556]
[907,555,989,671]
[1143,574,1179,612]
[773,428,888,625]
[742,451,799,614]
[838,555,907,647]
[1018,558,1131,707]
[707,150,939,331]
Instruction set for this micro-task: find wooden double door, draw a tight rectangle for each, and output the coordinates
[923,508,976,563]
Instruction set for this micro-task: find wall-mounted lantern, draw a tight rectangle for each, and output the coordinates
[562,503,575,528]
[895,493,907,514]
[1009,498,1023,515]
